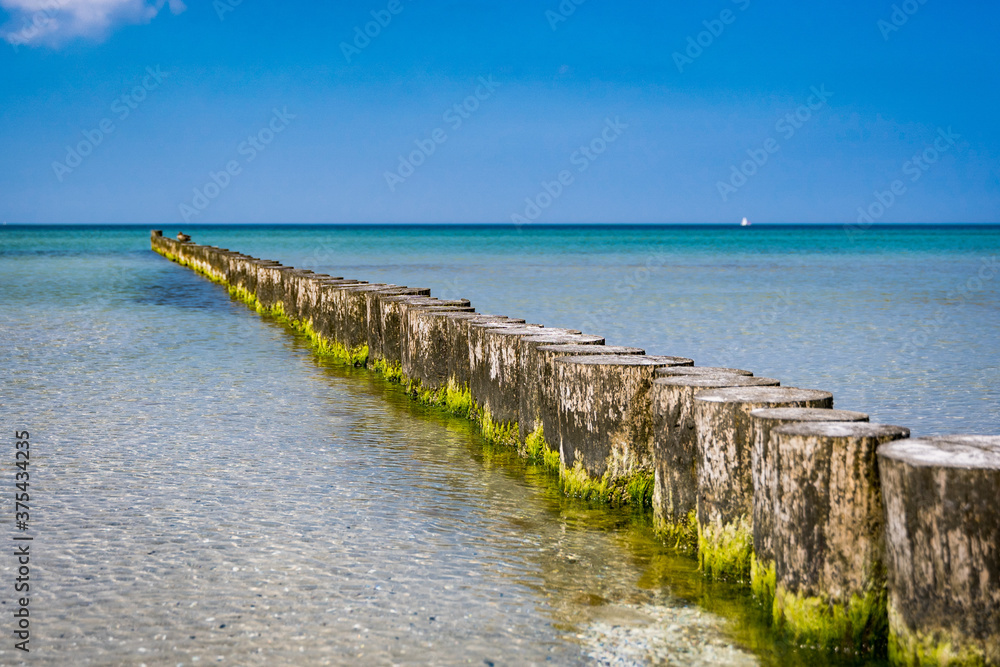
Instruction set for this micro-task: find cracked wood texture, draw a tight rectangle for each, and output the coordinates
[555,354,694,484]
[771,421,908,651]
[650,375,780,539]
[693,387,833,581]
[878,435,1000,666]
[750,407,869,578]
[527,344,644,452]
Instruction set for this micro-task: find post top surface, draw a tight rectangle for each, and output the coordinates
[877,435,1000,469]
[655,366,753,377]
[556,354,693,367]
[774,421,909,441]
[654,375,779,389]
[751,407,869,423]
[537,344,645,355]
[521,334,605,346]
[694,386,833,405]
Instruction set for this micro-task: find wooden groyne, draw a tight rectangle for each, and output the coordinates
[151,231,999,664]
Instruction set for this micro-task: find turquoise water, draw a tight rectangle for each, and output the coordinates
[0,224,997,665]
[166,223,997,434]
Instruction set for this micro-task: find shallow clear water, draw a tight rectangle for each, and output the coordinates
[0,224,997,665]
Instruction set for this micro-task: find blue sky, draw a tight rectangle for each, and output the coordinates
[1,0,998,224]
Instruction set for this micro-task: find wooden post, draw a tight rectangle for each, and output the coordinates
[651,374,780,550]
[529,344,644,464]
[692,387,833,582]
[749,407,869,603]
[771,421,909,652]
[878,435,1000,666]
[555,354,694,506]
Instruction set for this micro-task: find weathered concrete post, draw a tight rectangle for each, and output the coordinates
[439,313,525,391]
[692,387,833,581]
[528,344,645,465]
[749,407,870,602]
[771,422,910,652]
[402,306,484,390]
[651,375,781,550]
[468,326,583,440]
[363,286,431,363]
[554,354,694,506]
[517,333,605,447]
[877,435,1000,666]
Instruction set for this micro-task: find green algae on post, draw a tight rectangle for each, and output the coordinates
[770,422,909,654]
[773,587,888,653]
[649,375,780,556]
[692,386,833,582]
[559,461,655,508]
[697,515,752,582]
[878,436,1000,666]
[523,425,560,472]
[748,407,869,605]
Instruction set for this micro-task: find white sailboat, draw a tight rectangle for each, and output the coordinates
[741,217,751,227]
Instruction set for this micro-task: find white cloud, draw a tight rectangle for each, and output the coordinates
[2,0,186,48]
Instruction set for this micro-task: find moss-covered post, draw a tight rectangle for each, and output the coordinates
[378,296,472,366]
[375,295,425,365]
[749,407,870,604]
[651,375,781,550]
[771,421,909,652]
[439,313,524,391]
[877,435,1000,666]
[468,326,582,441]
[255,264,293,313]
[692,387,833,582]
[277,269,317,321]
[337,283,403,353]
[364,286,430,363]
[525,344,645,464]
[517,334,605,448]
[554,354,694,506]
[311,279,365,343]
[403,306,480,389]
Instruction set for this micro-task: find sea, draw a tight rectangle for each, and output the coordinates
[0,223,997,666]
